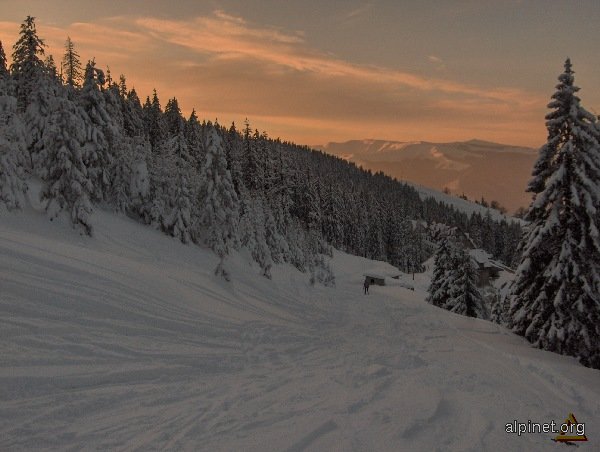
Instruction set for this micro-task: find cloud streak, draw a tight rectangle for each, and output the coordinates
[342,2,374,22]
[428,55,446,71]
[134,12,539,107]
[0,11,547,147]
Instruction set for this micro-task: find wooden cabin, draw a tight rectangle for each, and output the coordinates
[454,228,513,287]
[363,274,386,286]
[468,249,512,287]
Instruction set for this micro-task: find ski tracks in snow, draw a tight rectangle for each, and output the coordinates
[1,212,598,451]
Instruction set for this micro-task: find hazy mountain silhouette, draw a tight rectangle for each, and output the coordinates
[317,139,538,213]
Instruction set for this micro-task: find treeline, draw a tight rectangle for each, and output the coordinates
[0,16,521,280]
[443,187,509,216]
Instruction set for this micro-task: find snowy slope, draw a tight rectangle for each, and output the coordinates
[1,210,598,451]
[413,183,523,224]
[317,139,538,214]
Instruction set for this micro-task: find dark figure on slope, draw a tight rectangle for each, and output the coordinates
[364,279,370,295]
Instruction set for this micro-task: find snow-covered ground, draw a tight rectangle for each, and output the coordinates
[1,209,597,451]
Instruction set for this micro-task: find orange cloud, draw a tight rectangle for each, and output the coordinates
[0,12,547,147]
[134,13,539,107]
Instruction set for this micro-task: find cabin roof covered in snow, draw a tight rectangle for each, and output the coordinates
[468,249,513,272]
[469,248,492,265]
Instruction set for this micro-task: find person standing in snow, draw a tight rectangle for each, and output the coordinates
[364,279,370,295]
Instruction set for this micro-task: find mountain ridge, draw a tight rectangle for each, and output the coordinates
[315,139,539,213]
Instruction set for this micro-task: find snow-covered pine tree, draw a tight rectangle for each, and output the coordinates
[388,217,425,274]
[164,168,192,244]
[140,148,167,228]
[10,16,46,111]
[0,45,10,97]
[62,36,82,88]
[155,100,195,242]
[293,171,322,258]
[196,126,240,279]
[320,181,344,249]
[267,144,294,262]
[144,89,165,150]
[406,226,428,274]
[79,60,114,202]
[258,131,276,193]
[140,94,172,229]
[185,109,204,168]
[242,121,263,192]
[239,195,273,278]
[163,98,194,166]
[0,90,28,210]
[263,199,288,264]
[118,74,127,98]
[107,139,137,212]
[386,214,406,271]
[127,137,151,214]
[500,221,522,268]
[102,77,138,211]
[223,122,244,194]
[0,41,9,83]
[122,87,146,139]
[43,55,59,82]
[491,283,511,326]
[164,98,184,136]
[103,79,124,130]
[286,218,309,272]
[446,248,485,318]
[310,254,335,287]
[158,134,194,243]
[40,92,94,234]
[341,189,361,254]
[23,68,60,174]
[509,59,600,369]
[105,66,112,86]
[426,233,454,308]
[490,295,504,324]
[366,195,385,260]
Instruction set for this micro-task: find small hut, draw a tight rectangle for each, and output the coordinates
[468,249,512,287]
[363,273,386,286]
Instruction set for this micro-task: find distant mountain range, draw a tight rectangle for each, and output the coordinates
[316,139,539,214]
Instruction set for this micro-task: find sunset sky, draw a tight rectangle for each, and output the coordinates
[1,0,599,148]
